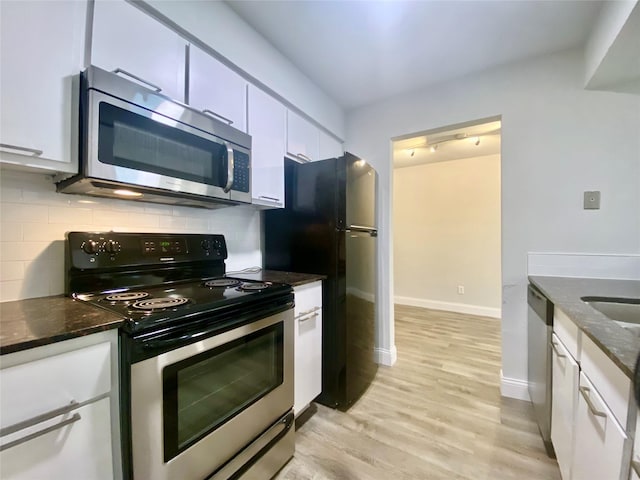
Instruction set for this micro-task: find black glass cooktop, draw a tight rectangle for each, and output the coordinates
[74,277,291,334]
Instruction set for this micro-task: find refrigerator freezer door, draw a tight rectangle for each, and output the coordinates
[346,155,377,230]
[344,230,378,407]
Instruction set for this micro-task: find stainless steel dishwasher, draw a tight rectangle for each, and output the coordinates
[527,283,555,457]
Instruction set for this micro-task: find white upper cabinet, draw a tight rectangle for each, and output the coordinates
[188,45,247,132]
[247,85,285,208]
[91,0,187,102]
[286,110,319,162]
[318,130,343,160]
[0,0,87,173]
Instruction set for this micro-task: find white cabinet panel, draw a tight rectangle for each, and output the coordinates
[0,398,113,480]
[581,334,631,427]
[0,342,111,427]
[189,45,247,132]
[318,130,343,160]
[0,0,87,172]
[92,0,186,102]
[550,333,578,480]
[572,372,627,480]
[293,281,323,415]
[286,110,319,162]
[248,85,285,208]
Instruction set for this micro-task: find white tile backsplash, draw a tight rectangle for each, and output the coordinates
[0,169,263,302]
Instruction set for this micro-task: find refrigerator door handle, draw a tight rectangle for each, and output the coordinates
[346,225,378,236]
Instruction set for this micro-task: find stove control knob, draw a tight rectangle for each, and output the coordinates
[82,240,99,254]
[201,239,211,251]
[106,240,121,254]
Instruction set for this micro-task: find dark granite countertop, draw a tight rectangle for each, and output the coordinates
[230,270,325,287]
[0,296,124,355]
[529,276,640,379]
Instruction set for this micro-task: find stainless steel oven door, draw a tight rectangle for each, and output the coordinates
[86,89,251,203]
[130,309,293,480]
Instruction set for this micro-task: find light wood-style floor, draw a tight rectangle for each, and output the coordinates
[276,304,561,480]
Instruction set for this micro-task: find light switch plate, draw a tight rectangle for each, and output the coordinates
[584,191,600,209]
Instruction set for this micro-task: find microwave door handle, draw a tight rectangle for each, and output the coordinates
[223,142,234,193]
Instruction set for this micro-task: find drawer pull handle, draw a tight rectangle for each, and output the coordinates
[0,400,80,438]
[0,143,43,156]
[551,341,566,359]
[296,306,320,319]
[0,413,81,452]
[632,461,640,477]
[578,386,606,418]
[113,68,162,92]
[203,109,234,125]
[298,312,318,323]
[258,195,281,203]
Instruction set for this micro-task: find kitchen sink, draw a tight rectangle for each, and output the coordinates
[582,297,640,330]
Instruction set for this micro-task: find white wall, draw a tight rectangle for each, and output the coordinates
[0,170,261,302]
[394,154,501,318]
[345,49,640,394]
[140,0,345,138]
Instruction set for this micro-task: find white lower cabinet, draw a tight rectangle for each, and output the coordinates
[0,331,120,480]
[1,398,113,479]
[550,333,578,480]
[571,371,627,480]
[293,281,323,415]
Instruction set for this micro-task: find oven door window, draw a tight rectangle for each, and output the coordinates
[98,102,228,188]
[162,323,284,462]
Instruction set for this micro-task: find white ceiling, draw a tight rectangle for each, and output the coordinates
[226,0,604,109]
[393,120,501,169]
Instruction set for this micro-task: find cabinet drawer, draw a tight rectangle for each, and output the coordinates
[572,371,627,480]
[0,342,111,428]
[581,334,630,428]
[294,281,322,319]
[0,397,113,480]
[553,307,580,361]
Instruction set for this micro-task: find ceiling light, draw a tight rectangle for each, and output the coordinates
[114,189,143,198]
[430,145,438,153]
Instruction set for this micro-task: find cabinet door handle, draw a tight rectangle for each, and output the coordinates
[258,195,281,203]
[551,341,566,359]
[0,413,81,452]
[0,143,43,156]
[203,109,234,125]
[113,68,162,93]
[578,386,606,418]
[296,153,312,162]
[298,312,318,323]
[296,306,320,319]
[632,460,640,477]
[0,400,79,437]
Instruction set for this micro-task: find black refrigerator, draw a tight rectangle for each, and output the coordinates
[263,153,378,410]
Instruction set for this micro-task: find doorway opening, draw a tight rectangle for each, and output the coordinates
[391,116,502,320]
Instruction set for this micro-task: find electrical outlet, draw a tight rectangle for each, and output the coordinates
[584,191,600,210]
[457,285,465,295]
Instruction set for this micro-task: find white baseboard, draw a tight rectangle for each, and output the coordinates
[500,372,530,401]
[394,296,501,319]
[374,346,397,366]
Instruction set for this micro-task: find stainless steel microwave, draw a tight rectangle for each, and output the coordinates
[57,66,251,208]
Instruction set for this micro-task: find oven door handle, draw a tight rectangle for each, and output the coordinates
[140,324,223,350]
